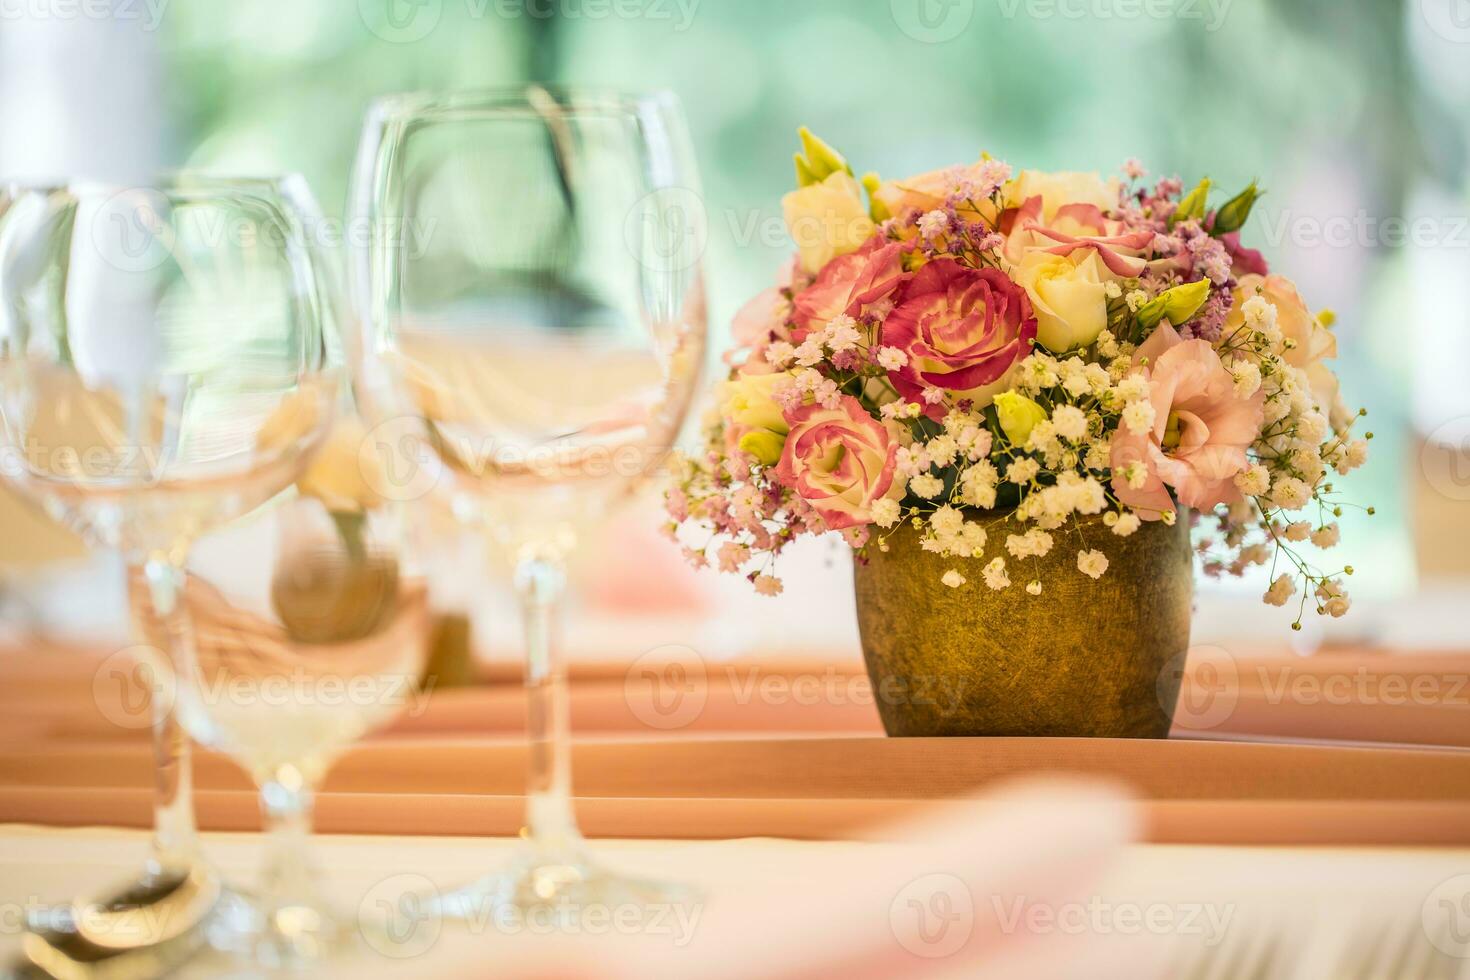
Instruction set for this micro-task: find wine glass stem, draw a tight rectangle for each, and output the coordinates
[516,552,580,853]
[131,555,200,880]
[258,770,319,916]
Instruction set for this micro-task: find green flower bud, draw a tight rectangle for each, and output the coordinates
[1170,177,1212,228]
[994,392,1047,446]
[1211,180,1260,235]
[1136,278,1212,330]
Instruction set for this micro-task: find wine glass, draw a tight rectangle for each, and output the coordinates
[349,86,707,918]
[131,409,433,967]
[0,175,337,964]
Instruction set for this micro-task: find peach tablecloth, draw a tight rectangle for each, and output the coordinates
[1,642,1467,845]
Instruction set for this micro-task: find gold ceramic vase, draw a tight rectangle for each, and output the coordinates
[853,511,1192,738]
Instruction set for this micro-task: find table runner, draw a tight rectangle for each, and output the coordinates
[2,642,1467,845]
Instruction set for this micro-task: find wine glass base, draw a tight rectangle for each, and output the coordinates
[19,863,243,977]
[212,890,365,970]
[427,846,697,928]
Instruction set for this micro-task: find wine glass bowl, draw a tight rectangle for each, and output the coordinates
[352,88,706,548]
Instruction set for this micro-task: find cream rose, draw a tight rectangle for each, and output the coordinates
[1003,170,1121,223]
[781,171,875,275]
[1010,249,1110,353]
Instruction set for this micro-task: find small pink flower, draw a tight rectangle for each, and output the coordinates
[881,260,1037,416]
[753,574,784,596]
[772,395,901,530]
[789,240,908,342]
[717,541,750,573]
[1110,323,1265,519]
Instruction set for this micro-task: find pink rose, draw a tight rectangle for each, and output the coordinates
[789,239,907,342]
[1110,323,1265,519]
[881,259,1038,416]
[1001,196,1157,278]
[772,396,900,530]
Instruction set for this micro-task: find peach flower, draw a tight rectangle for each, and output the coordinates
[1110,323,1265,519]
[772,395,901,530]
[789,240,907,342]
[1227,274,1336,369]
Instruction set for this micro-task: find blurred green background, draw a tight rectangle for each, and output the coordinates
[6,0,1470,609]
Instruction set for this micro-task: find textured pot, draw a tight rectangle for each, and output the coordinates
[853,512,1192,738]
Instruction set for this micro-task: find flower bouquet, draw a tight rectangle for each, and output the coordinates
[666,129,1370,737]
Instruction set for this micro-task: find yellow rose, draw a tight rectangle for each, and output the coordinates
[1003,170,1121,223]
[721,370,792,465]
[1011,250,1110,353]
[781,171,875,275]
[297,416,382,514]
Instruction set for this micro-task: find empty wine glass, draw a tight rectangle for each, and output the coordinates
[0,174,337,964]
[349,86,706,918]
[132,408,433,967]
